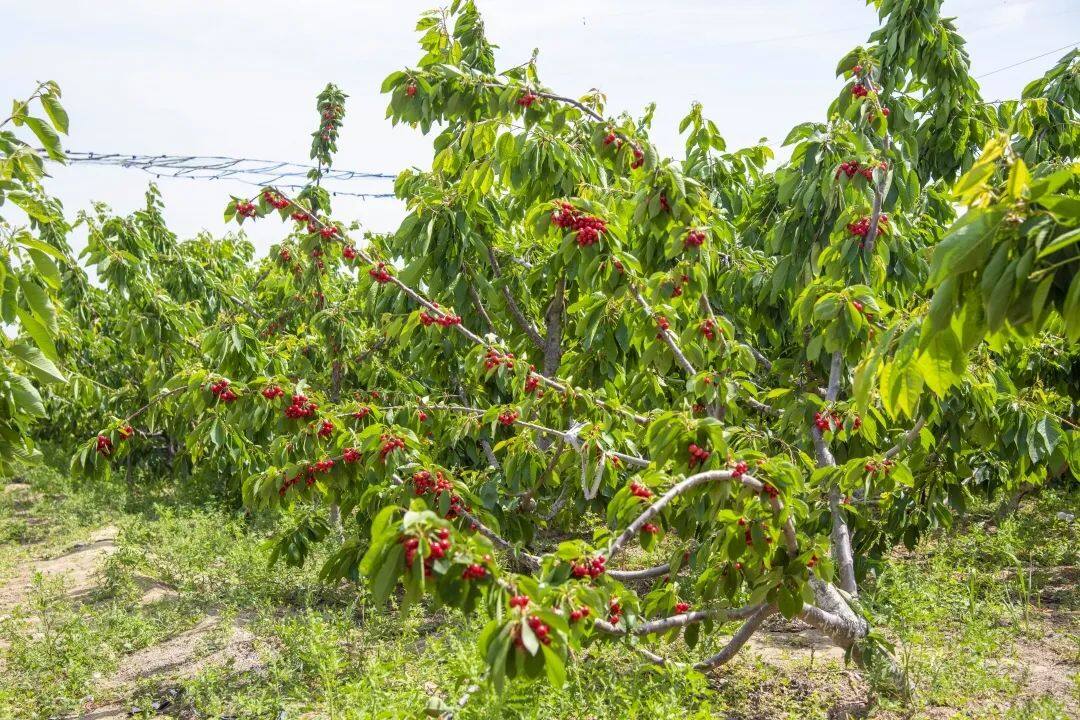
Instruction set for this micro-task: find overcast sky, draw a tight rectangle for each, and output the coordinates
[3,0,1077,254]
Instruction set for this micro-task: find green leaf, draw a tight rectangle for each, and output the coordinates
[9,341,65,383]
[24,117,63,161]
[927,209,1001,288]
[371,544,403,606]
[1063,271,1080,342]
[41,94,69,134]
[541,644,566,687]
[915,329,963,398]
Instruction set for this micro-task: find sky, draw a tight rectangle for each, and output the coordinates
[3,0,1077,255]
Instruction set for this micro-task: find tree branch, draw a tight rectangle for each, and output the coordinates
[484,243,545,349]
[632,285,696,376]
[692,604,776,670]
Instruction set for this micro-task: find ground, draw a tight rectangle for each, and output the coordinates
[0,467,1076,720]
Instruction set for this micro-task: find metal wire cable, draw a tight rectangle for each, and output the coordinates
[62,151,399,199]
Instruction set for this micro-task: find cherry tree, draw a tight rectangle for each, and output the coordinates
[65,0,1078,702]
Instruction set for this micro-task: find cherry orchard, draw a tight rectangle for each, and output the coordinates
[70,0,1078,699]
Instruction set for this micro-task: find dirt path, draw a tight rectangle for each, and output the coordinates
[0,525,119,614]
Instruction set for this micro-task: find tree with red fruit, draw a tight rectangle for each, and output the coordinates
[70,0,1078,708]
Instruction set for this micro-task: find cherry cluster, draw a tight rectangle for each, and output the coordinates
[462,563,487,580]
[687,442,711,468]
[762,482,780,499]
[807,553,820,569]
[608,598,622,624]
[278,248,292,264]
[262,190,290,210]
[279,460,333,496]
[631,147,644,169]
[656,315,670,332]
[836,159,888,181]
[342,245,357,261]
[510,594,530,609]
[551,202,607,247]
[684,229,706,248]
[524,372,540,394]
[420,308,462,327]
[603,130,617,146]
[813,409,844,432]
[517,92,539,108]
[412,469,452,496]
[497,409,520,427]
[524,615,552,646]
[568,606,591,623]
[352,405,371,420]
[369,262,393,284]
[642,522,660,534]
[846,214,888,239]
[209,379,238,403]
[629,480,653,499]
[96,434,113,455]
[406,83,417,97]
[570,554,607,579]
[118,425,134,440]
[700,317,721,342]
[851,83,869,98]
[235,200,257,219]
[668,273,689,298]
[864,458,895,475]
[482,349,515,371]
[290,211,310,223]
[674,601,691,614]
[317,420,334,438]
[731,460,749,479]
[285,394,318,419]
[318,102,342,142]
[262,385,285,400]
[659,193,671,212]
[319,226,338,239]
[343,447,362,463]
[378,434,405,462]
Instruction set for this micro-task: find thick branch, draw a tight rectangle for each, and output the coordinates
[607,470,764,561]
[692,604,776,670]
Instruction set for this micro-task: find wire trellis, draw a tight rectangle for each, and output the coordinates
[63,151,399,199]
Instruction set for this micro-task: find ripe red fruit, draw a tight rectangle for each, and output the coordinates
[262,385,285,400]
[343,447,361,463]
[631,146,644,169]
[517,92,539,108]
[235,200,257,218]
[687,442,711,468]
[852,300,864,312]
[684,230,706,248]
[629,481,653,499]
[881,106,890,117]
[352,405,371,420]
[731,460,749,479]
[509,595,530,609]
[852,83,869,98]
[95,434,113,455]
[463,563,486,580]
[603,131,616,146]
[641,522,660,534]
[656,315,670,332]
[343,245,357,260]
[405,82,417,97]
[417,410,428,422]
[319,226,338,239]
[852,64,863,74]
[674,601,691,614]
[118,425,134,440]
[317,420,334,438]
[368,262,392,284]
[497,409,520,427]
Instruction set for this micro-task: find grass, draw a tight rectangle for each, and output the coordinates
[0,464,1077,719]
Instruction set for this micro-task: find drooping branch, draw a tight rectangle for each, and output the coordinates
[692,604,776,670]
[270,188,651,425]
[593,603,766,637]
[607,469,766,561]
